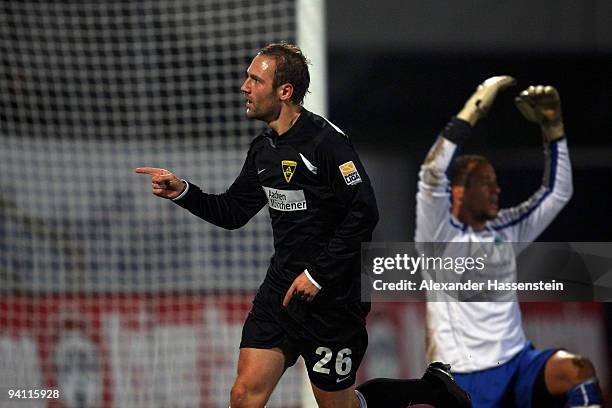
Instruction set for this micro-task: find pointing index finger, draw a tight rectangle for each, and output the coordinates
[135,167,167,176]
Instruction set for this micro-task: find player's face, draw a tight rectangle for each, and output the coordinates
[240,55,281,123]
[463,163,501,221]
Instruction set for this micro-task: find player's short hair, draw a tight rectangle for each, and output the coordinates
[449,155,492,187]
[258,42,310,105]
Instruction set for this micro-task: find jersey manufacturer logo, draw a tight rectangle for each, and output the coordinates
[262,186,307,211]
[282,160,297,183]
[299,153,318,175]
[339,161,362,185]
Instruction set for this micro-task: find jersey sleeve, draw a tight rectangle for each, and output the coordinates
[491,138,573,243]
[306,132,379,288]
[173,142,267,230]
[415,118,468,242]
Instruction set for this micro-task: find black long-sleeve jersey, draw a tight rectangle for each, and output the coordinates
[174,109,379,303]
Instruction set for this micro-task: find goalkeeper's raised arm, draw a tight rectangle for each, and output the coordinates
[492,84,573,243]
[416,75,516,241]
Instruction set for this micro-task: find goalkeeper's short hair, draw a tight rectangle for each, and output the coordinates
[258,42,310,105]
[449,155,492,187]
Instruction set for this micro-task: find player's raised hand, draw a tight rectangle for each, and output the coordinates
[515,85,565,142]
[457,75,516,126]
[282,271,320,307]
[135,167,187,199]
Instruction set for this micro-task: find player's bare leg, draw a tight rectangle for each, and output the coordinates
[311,383,359,408]
[230,347,293,408]
[544,350,603,407]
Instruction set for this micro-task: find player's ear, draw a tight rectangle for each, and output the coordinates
[278,83,294,102]
[451,185,465,206]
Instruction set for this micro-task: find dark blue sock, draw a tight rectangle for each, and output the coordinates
[567,379,602,406]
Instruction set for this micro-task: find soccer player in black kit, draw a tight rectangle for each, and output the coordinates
[137,42,471,408]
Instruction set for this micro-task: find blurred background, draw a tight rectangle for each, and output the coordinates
[1,1,610,407]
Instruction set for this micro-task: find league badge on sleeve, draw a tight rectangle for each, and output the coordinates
[339,161,362,185]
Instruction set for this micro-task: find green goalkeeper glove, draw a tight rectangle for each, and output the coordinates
[456,75,516,126]
[514,85,565,142]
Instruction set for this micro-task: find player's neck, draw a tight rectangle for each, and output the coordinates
[269,104,302,136]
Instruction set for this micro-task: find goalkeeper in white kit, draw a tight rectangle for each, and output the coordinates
[415,76,604,407]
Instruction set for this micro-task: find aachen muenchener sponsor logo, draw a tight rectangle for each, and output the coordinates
[262,186,307,211]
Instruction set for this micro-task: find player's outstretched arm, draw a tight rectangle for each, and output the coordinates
[515,85,565,142]
[135,167,187,200]
[456,75,516,126]
[493,85,572,243]
[136,141,267,230]
[416,76,515,241]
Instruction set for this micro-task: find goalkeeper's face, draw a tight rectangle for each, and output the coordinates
[241,55,282,122]
[463,163,501,221]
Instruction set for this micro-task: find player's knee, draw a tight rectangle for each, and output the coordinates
[230,382,250,408]
[569,355,596,383]
[230,381,268,408]
[557,354,597,385]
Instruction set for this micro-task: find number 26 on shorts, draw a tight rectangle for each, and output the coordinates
[313,347,352,376]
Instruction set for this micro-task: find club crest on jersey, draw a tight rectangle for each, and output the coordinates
[339,161,362,185]
[282,160,297,183]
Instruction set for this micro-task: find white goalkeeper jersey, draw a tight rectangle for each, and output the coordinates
[415,135,573,373]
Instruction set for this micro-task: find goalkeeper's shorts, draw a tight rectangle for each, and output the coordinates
[453,342,559,408]
[240,282,369,391]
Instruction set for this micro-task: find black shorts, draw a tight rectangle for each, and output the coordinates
[240,282,369,391]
